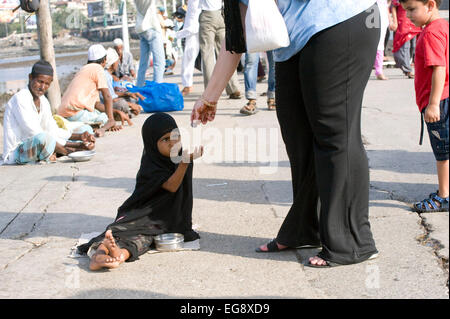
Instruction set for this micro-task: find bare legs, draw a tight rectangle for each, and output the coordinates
[89,230,131,271]
[437,160,449,198]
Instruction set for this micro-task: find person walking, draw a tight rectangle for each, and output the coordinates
[176,0,202,96]
[198,0,241,99]
[134,0,166,86]
[240,51,276,115]
[391,0,422,78]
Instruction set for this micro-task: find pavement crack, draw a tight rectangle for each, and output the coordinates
[0,182,48,236]
[24,166,79,238]
[71,165,79,182]
[1,241,47,271]
[260,182,279,218]
[415,214,449,291]
[369,183,411,203]
[370,183,448,291]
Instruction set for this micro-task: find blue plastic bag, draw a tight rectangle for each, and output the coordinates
[127,81,184,113]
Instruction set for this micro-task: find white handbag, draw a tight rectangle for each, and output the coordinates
[245,0,290,53]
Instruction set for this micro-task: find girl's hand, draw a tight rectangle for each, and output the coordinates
[424,104,440,123]
[181,146,204,163]
[190,146,204,161]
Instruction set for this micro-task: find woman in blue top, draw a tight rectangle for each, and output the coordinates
[191,0,380,267]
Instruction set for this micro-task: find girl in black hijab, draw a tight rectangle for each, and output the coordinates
[78,113,203,271]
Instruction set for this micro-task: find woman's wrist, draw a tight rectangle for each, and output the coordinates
[201,97,218,109]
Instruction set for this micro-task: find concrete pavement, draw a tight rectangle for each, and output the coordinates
[0,64,448,299]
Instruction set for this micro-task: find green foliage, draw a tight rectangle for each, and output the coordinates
[0,22,22,38]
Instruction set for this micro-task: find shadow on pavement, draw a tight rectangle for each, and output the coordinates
[367,149,435,175]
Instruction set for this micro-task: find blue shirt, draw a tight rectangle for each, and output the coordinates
[240,0,376,62]
[101,70,118,103]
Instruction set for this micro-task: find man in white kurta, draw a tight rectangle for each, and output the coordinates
[176,0,201,95]
[1,61,95,165]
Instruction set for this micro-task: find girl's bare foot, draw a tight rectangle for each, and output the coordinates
[89,253,120,271]
[103,230,124,262]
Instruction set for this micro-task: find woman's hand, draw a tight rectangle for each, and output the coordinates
[191,99,217,126]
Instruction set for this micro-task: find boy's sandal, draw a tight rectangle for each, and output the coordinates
[267,98,276,111]
[413,194,449,213]
[240,100,258,115]
[255,239,288,253]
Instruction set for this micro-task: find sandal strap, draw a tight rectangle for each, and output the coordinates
[431,193,445,203]
[414,197,440,212]
[266,239,280,252]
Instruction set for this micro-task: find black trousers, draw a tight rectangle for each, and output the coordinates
[275,5,379,265]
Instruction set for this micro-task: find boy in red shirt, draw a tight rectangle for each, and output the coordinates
[400,0,449,212]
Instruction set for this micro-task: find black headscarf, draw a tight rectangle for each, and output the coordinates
[78,113,194,257]
[117,112,180,216]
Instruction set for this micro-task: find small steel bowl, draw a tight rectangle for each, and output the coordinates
[153,233,184,251]
[68,150,96,162]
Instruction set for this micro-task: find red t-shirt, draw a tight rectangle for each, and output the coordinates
[414,18,449,112]
[392,0,422,52]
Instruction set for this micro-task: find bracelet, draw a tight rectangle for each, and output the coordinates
[202,98,218,109]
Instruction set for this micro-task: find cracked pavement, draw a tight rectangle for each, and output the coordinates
[0,65,448,299]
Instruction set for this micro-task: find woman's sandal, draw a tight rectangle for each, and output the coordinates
[240,100,258,115]
[267,98,276,111]
[255,239,289,253]
[413,193,449,213]
[305,253,379,268]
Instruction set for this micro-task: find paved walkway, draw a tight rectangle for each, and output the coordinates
[0,64,448,298]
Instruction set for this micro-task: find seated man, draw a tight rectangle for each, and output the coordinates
[102,48,143,120]
[112,38,136,82]
[1,61,96,165]
[57,44,127,137]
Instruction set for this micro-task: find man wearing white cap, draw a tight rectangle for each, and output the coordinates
[113,38,136,81]
[101,48,142,121]
[58,44,122,137]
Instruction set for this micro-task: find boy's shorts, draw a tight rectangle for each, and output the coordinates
[425,98,449,161]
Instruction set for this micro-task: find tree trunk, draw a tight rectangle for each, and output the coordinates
[36,0,61,113]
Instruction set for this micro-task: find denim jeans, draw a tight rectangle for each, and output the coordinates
[266,50,276,99]
[244,52,260,100]
[244,51,276,100]
[425,98,449,161]
[137,29,165,86]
